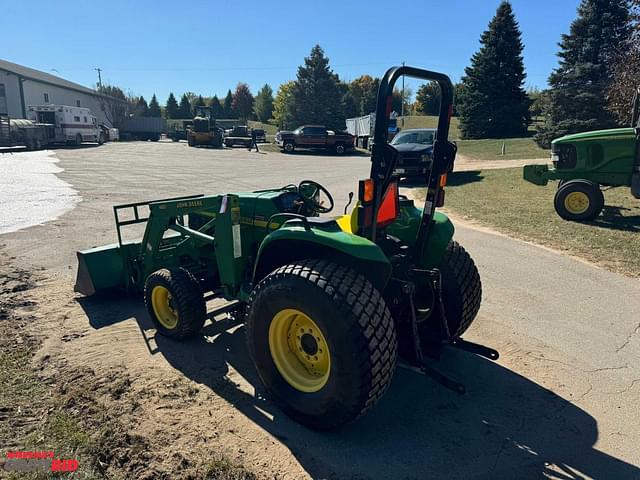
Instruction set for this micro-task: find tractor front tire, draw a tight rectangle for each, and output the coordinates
[418,241,482,342]
[246,259,397,430]
[144,267,206,340]
[554,179,604,221]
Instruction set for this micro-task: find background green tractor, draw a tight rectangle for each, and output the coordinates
[75,66,494,430]
[524,87,640,221]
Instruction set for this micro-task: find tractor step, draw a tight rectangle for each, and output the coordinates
[450,338,499,360]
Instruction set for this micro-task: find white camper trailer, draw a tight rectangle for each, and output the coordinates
[27,105,104,145]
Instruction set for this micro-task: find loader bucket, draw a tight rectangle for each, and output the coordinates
[523,164,551,186]
[74,242,127,296]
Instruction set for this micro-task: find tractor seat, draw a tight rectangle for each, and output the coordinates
[335,203,360,234]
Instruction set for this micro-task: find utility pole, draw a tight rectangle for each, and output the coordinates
[401,61,405,117]
[95,67,103,89]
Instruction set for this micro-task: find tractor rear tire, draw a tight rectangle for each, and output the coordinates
[418,241,482,342]
[144,267,206,340]
[554,179,604,221]
[246,259,397,430]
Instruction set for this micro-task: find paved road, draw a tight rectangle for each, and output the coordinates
[2,141,639,479]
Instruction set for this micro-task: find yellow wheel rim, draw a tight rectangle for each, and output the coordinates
[151,285,179,329]
[268,309,331,393]
[564,191,590,215]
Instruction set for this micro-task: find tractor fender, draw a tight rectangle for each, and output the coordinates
[417,211,456,269]
[252,225,392,291]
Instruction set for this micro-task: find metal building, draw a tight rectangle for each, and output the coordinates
[0,58,120,126]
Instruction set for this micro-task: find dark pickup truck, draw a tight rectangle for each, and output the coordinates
[275,125,354,154]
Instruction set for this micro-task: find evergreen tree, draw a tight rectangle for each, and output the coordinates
[273,81,296,129]
[254,84,274,123]
[209,95,224,118]
[415,82,441,116]
[223,90,234,117]
[136,96,149,117]
[165,93,179,119]
[148,94,161,117]
[536,0,632,146]
[232,83,254,121]
[291,45,346,130]
[178,94,192,119]
[192,95,206,116]
[458,1,530,139]
[607,0,640,124]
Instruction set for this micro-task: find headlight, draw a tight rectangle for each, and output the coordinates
[551,153,559,163]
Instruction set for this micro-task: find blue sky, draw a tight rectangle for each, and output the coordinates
[5,0,581,102]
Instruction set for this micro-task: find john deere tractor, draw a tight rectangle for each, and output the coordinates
[187,106,223,148]
[75,66,494,430]
[524,87,640,221]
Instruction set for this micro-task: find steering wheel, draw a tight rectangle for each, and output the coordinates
[298,180,334,214]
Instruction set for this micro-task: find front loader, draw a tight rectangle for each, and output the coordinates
[75,66,495,430]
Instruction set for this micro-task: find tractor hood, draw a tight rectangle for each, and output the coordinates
[552,127,636,145]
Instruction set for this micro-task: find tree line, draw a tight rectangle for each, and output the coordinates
[107,0,639,144]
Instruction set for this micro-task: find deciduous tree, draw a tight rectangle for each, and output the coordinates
[232,83,254,121]
[254,84,274,123]
[273,81,296,129]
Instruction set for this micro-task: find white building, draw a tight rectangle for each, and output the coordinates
[0,59,121,126]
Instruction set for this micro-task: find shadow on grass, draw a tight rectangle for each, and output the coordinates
[588,205,640,233]
[78,294,640,480]
[448,170,485,186]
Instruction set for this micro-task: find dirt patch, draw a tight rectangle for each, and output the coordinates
[0,254,257,479]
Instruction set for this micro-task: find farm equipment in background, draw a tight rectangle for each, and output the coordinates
[0,115,51,150]
[120,116,166,142]
[187,106,223,148]
[223,125,252,148]
[75,66,495,430]
[346,111,400,149]
[524,86,640,221]
[168,120,192,142]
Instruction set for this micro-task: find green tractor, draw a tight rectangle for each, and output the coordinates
[524,87,640,221]
[75,66,494,430]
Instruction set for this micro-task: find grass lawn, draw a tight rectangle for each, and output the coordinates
[422,168,640,277]
[456,138,549,160]
[398,116,549,161]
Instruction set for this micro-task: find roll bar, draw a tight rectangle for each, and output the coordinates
[366,66,456,241]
